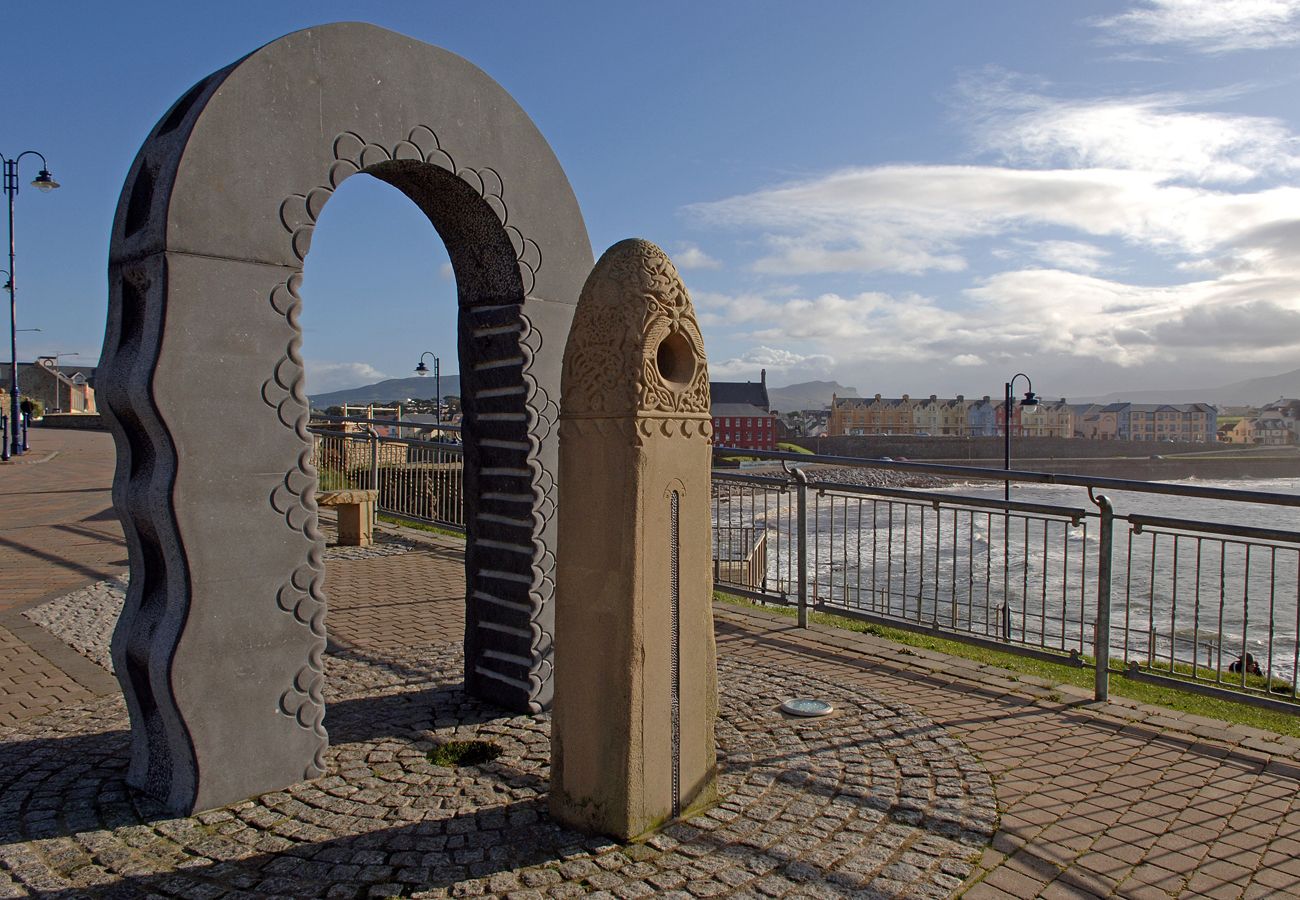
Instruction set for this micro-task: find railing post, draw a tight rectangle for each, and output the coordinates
[366,426,379,527]
[1091,491,1114,702]
[1,413,8,461]
[794,467,809,628]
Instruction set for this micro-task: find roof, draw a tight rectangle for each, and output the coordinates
[712,403,772,418]
[710,380,769,410]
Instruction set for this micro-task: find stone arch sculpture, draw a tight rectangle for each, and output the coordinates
[98,22,593,813]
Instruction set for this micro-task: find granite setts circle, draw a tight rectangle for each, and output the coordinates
[21,529,417,674]
[0,641,995,899]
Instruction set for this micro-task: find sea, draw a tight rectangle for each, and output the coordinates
[716,475,1300,682]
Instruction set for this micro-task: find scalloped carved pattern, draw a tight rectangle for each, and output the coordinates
[258,264,328,777]
[277,127,542,294]
[517,310,557,687]
[266,125,558,728]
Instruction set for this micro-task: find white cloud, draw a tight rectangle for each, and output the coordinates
[710,345,834,379]
[684,67,1300,394]
[1015,239,1111,273]
[674,243,722,270]
[305,361,390,395]
[960,73,1300,184]
[1094,0,1300,53]
[689,163,1300,276]
[699,266,1300,374]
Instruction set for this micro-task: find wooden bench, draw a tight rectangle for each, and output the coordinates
[316,489,378,547]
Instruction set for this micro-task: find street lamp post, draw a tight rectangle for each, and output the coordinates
[1003,373,1039,504]
[3,151,60,457]
[415,352,440,425]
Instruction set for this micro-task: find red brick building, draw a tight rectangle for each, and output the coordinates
[710,371,776,450]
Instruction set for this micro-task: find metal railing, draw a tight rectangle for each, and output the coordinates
[711,448,1300,709]
[308,414,465,533]
[302,414,1300,709]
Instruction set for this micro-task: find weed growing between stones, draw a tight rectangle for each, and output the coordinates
[428,739,503,768]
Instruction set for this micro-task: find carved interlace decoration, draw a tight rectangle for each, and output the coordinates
[562,239,710,419]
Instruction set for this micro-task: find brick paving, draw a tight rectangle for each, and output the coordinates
[4,429,1300,897]
[0,429,126,614]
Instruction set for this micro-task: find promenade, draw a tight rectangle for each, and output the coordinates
[2,429,1299,898]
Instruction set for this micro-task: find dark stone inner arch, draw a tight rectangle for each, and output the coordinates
[100,23,591,814]
[361,158,555,709]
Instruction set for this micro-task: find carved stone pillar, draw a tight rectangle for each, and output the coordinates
[550,239,718,839]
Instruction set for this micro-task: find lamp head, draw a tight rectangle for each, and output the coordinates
[1020,391,1040,416]
[31,169,59,193]
[415,360,429,376]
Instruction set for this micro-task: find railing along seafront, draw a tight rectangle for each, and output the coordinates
[713,447,1300,709]
[308,413,1300,709]
[309,414,466,532]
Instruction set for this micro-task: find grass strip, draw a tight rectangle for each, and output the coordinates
[715,591,1300,739]
[377,514,466,541]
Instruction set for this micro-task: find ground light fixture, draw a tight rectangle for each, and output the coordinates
[1003,373,1039,504]
[415,351,441,424]
[3,150,60,458]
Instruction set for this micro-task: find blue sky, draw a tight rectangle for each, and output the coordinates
[5,0,1300,399]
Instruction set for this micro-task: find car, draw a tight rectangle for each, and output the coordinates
[877,456,893,462]
[1149,454,1164,460]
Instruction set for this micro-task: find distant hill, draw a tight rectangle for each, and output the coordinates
[311,375,461,408]
[768,380,859,412]
[1076,367,1300,407]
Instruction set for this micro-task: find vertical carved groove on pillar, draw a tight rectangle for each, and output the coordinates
[670,488,682,818]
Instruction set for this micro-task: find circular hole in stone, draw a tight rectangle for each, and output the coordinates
[428,739,503,768]
[780,698,835,717]
[656,330,696,388]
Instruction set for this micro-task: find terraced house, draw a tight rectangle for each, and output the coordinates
[1116,403,1218,442]
[830,393,1016,437]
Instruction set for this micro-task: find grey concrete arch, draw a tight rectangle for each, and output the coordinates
[99,22,592,813]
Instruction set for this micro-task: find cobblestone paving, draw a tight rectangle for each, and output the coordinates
[0,641,993,898]
[21,531,419,674]
[20,577,126,671]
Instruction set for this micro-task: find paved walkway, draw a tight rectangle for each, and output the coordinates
[0,429,124,727]
[3,429,1300,898]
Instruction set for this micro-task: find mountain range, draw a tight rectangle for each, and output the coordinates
[310,366,1300,412]
[311,374,857,411]
[767,381,859,411]
[1073,367,1300,407]
[311,375,462,408]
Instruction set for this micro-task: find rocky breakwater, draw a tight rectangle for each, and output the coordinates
[807,463,949,490]
[713,462,949,495]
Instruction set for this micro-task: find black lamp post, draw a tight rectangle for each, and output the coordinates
[415,352,440,424]
[3,151,60,457]
[1003,373,1039,503]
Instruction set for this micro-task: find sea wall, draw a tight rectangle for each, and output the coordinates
[35,414,107,431]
